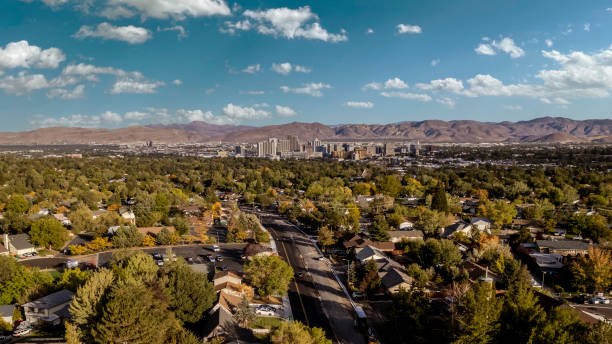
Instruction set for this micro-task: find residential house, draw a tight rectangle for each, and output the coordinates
[119,207,136,225]
[529,253,564,271]
[0,304,14,325]
[470,217,492,233]
[2,234,36,256]
[201,304,236,340]
[342,234,395,252]
[388,230,424,243]
[355,245,387,264]
[52,213,71,227]
[91,209,107,220]
[243,243,274,260]
[441,221,472,238]
[213,271,242,289]
[398,221,414,230]
[381,267,413,294]
[535,240,590,256]
[22,289,75,325]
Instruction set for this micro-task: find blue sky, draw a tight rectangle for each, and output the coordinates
[1,0,611,131]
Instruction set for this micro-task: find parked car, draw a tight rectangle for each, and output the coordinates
[295,271,304,278]
[156,260,164,267]
[219,266,229,271]
[13,328,32,337]
[352,291,365,299]
[589,297,601,304]
[152,253,161,260]
[216,255,224,262]
[212,245,220,252]
[255,308,276,316]
[207,254,215,262]
[597,297,610,304]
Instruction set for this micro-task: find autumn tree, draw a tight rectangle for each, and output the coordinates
[317,226,336,251]
[244,255,294,297]
[29,217,69,250]
[270,321,331,344]
[570,247,612,292]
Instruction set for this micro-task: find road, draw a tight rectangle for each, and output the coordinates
[259,213,367,344]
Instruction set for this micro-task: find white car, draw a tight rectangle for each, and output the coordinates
[212,245,220,252]
[255,308,276,316]
[13,328,32,337]
[597,297,610,304]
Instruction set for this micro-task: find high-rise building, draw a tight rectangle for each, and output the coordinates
[383,143,395,156]
[278,139,291,153]
[287,135,300,152]
[257,138,278,157]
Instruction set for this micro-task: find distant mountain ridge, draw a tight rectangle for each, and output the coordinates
[0,117,610,145]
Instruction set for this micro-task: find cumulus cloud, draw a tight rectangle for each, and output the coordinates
[476,37,525,58]
[416,78,464,93]
[223,6,347,43]
[0,72,51,95]
[362,82,382,91]
[109,78,165,94]
[275,105,297,116]
[271,62,310,75]
[173,79,182,86]
[380,91,432,102]
[242,64,261,74]
[157,25,187,39]
[47,84,85,99]
[540,97,570,105]
[280,82,331,97]
[101,0,231,20]
[384,77,408,89]
[0,40,65,70]
[397,24,422,34]
[345,101,374,108]
[436,97,455,108]
[222,103,270,119]
[73,22,152,44]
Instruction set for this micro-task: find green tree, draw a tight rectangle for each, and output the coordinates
[69,269,115,342]
[244,255,294,297]
[6,194,29,214]
[532,307,590,344]
[270,321,331,344]
[369,215,390,242]
[92,280,175,344]
[453,281,502,344]
[68,206,96,234]
[317,226,336,251]
[359,259,381,293]
[498,280,545,344]
[387,286,431,343]
[479,200,517,228]
[111,226,144,248]
[379,175,403,198]
[29,217,69,250]
[112,253,159,284]
[58,268,91,292]
[233,295,255,327]
[156,227,175,245]
[431,183,449,213]
[164,260,216,324]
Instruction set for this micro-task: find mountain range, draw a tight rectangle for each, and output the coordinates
[0,117,610,145]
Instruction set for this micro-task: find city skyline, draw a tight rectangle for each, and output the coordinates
[1,0,612,131]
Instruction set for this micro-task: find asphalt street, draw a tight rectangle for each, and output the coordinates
[261,214,367,344]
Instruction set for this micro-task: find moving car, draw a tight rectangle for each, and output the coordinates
[212,245,220,252]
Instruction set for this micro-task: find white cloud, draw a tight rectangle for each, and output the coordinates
[242,64,261,74]
[157,25,187,39]
[416,78,464,93]
[384,77,409,89]
[584,23,591,32]
[545,39,553,47]
[224,6,347,43]
[436,97,455,108]
[540,97,570,105]
[222,103,270,119]
[100,6,135,19]
[345,101,374,108]
[246,90,264,95]
[124,111,149,121]
[0,72,50,95]
[103,0,231,20]
[431,59,440,67]
[173,79,182,86]
[606,8,612,12]
[476,37,525,58]
[504,105,523,111]
[280,82,331,97]
[396,24,422,34]
[362,82,382,91]
[271,62,310,75]
[101,111,123,124]
[47,84,85,100]
[62,63,136,77]
[366,28,374,34]
[253,102,269,108]
[0,40,65,70]
[30,114,108,128]
[109,78,165,94]
[275,105,297,116]
[73,22,152,44]
[380,91,432,102]
[475,43,496,56]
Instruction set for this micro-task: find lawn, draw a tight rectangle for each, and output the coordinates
[251,316,285,330]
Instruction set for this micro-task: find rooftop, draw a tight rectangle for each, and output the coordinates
[23,289,75,309]
[536,240,591,251]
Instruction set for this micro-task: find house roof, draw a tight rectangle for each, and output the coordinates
[243,243,272,256]
[536,240,590,251]
[355,245,386,262]
[215,281,242,293]
[381,267,413,290]
[0,304,14,318]
[23,289,75,309]
[218,290,243,310]
[471,217,492,225]
[8,234,34,250]
[201,304,235,339]
[369,241,395,251]
[342,234,371,249]
[441,221,471,238]
[214,270,242,282]
[388,230,424,239]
